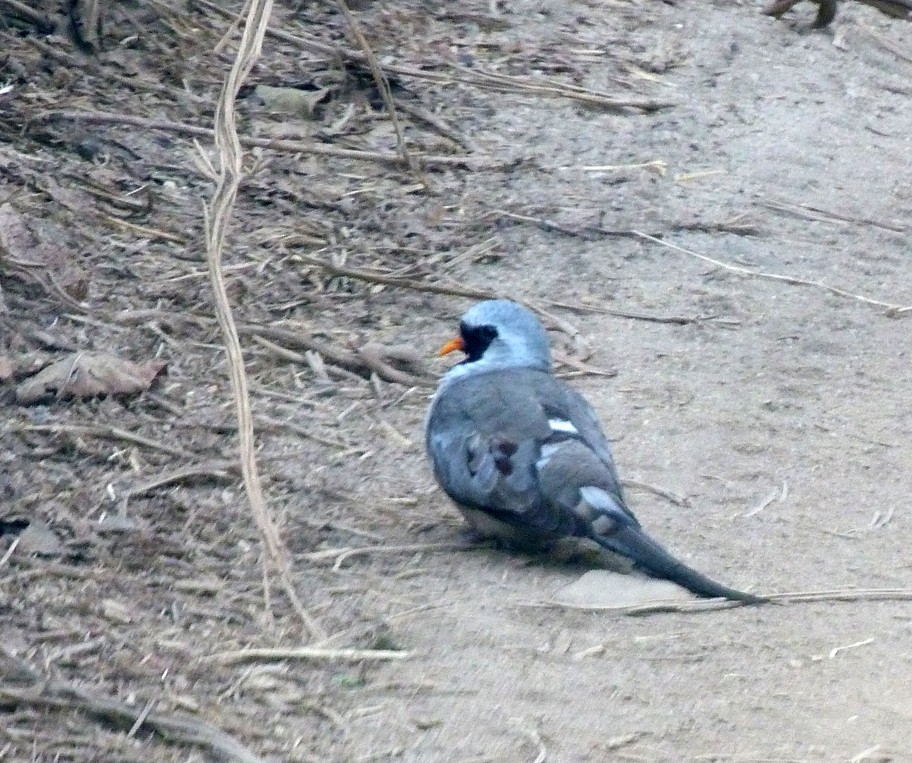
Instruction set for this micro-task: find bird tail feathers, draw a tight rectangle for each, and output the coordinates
[579,487,764,604]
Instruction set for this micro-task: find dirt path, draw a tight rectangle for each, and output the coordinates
[2,1,911,761]
[336,3,912,760]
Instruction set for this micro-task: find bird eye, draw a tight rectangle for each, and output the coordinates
[480,325,497,340]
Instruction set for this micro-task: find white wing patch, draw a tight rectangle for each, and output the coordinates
[538,420,580,468]
[536,442,563,469]
[548,418,578,435]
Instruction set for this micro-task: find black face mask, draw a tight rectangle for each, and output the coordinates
[459,322,498,364]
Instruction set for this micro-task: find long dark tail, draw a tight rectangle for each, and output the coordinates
[596,524,766,604]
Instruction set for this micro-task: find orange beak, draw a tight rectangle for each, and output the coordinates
[437,337,465,357]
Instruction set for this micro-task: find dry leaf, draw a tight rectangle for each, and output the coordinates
[554,570,691,609]
[0,202,89,302]
[16,521,63,557]
[0,203,34,261]
[15,352,166,403]
[254,85,329,118]
[41,177,94,215]
[100,599,133,624]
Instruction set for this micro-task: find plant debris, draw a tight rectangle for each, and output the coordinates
[15,352,166,403]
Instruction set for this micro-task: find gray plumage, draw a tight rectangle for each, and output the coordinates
[425,299,763,604]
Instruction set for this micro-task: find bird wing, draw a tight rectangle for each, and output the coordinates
[426,368,635,537]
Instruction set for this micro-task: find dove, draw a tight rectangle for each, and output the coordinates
[425,299,764,604]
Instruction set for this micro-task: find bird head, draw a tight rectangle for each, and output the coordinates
[438,300,552,375]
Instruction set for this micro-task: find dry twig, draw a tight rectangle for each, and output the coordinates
[623,479,692,507]
[298,254,502,301]
[535,586,912,616]
[202,0,323,640]
[247,328,429,386]
[0,0,54,32]
[107,307,427,385]
[193,0,672,113]
[8,423,199,460]
[302,542,472,570]
[761,198,908,233]
[0,648,264,763]
[206,646,408,665]
[120,460,238,499]
[301,255,709,328]
[633,231,912,316]
[35,110,479,169]
[331,0,418,176]
[549,299,702,326]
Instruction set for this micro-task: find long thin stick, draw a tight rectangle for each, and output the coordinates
[206,646,409,665]
[633,231,912,315]
[534,586,912,617]
[203,0,323,640]
[35,110,476,168]
[301,256,706,324]
[331,0,418,175]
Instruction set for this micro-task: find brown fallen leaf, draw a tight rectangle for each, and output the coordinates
[15,520,64,557]
[254,85,330,118]
[15,352,166,404]
[0,202,89,304]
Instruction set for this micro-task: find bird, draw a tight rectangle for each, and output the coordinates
[763,0,912,28]
[425,299,764,604]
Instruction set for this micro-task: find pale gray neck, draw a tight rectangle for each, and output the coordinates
[436,353,548,392]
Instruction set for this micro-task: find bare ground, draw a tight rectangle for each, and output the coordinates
[2,1,912,761]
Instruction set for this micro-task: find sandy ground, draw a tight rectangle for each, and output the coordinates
[2,1,912,761]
